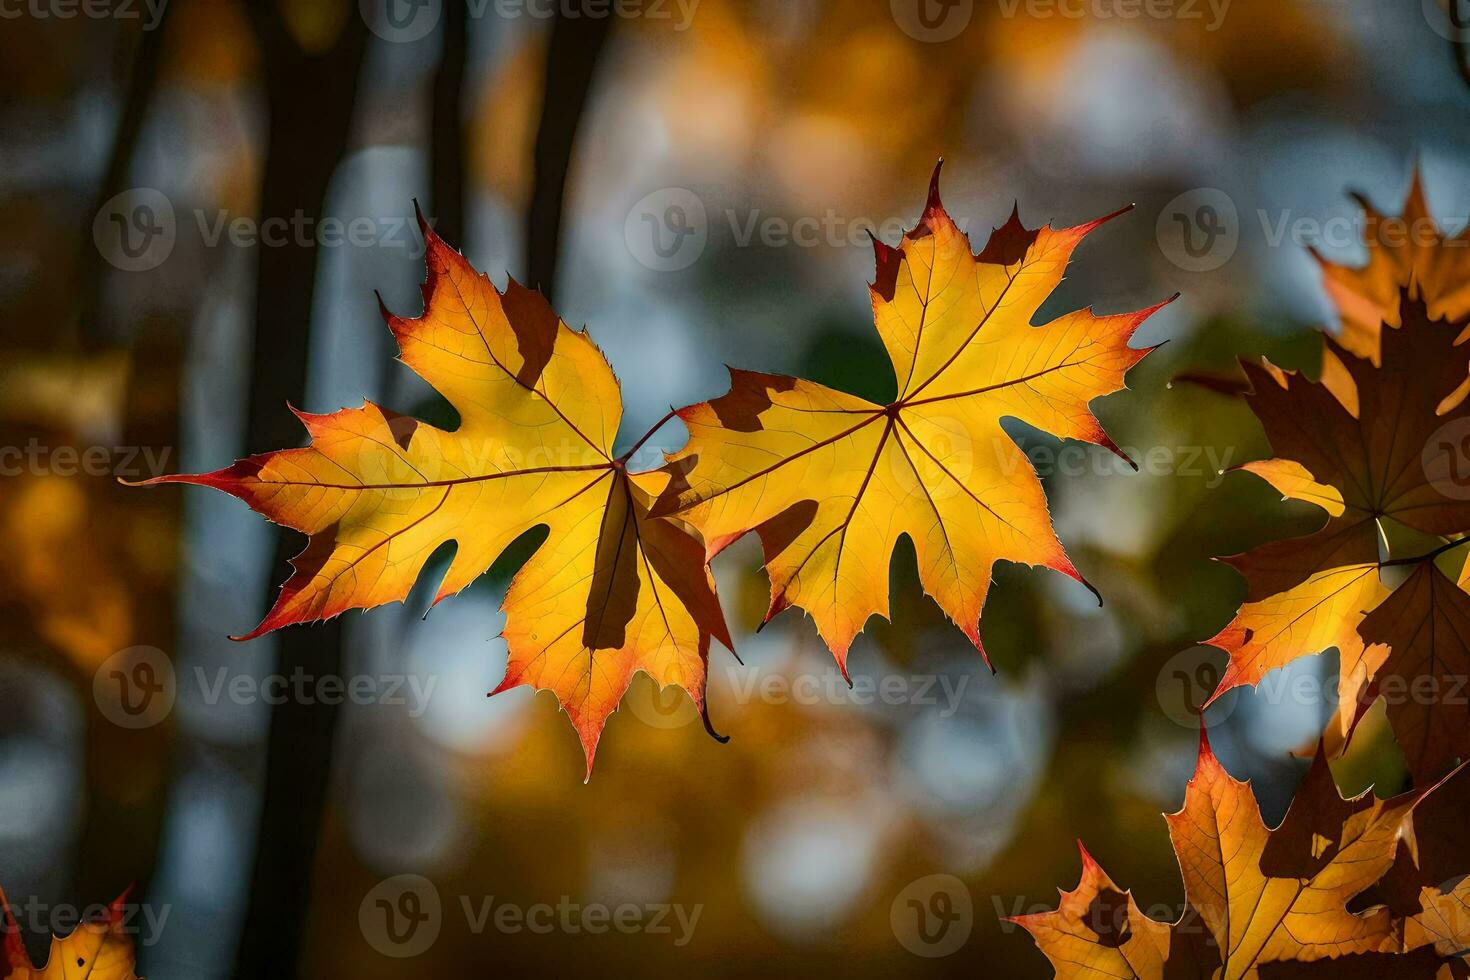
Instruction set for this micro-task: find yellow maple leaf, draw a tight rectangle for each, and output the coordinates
[2,888,139,979]
[654,163,1170,672]
[136,215,732,776]
[1011,734,1419,978]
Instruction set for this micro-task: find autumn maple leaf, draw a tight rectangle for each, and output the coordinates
[653,162,1172,673]
[1314,169,1470,367]
[1204,295,1470,785]
[134,213,732,776]
[1011,732,1422,978]
[2,887,140,979]
[1309,170,1470,428]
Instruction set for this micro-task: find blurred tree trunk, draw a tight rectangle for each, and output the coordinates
[430,0,469,248]
[526,3,614,302]
[72,6,178,930]
[75,3,175,348]
[233,9,367,979]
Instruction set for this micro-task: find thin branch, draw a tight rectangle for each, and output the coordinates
[619,408,681,466]
[1380,535,1470,568]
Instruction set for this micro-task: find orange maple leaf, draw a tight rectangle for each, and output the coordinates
[1011,733,1433,978]
[135,214,732,776]
[1314,169,1470,367]
[1,887,140,979]
[655,162,1171,673]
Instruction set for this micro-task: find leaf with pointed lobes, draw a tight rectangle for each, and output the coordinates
[1313,170,1470,380]
[653,161,1170,676]
[1354,564,1470,788]
[1203,297,1470,778]
[2,886,140,979]
[1011,732,1425,979]
[131,212,732,777]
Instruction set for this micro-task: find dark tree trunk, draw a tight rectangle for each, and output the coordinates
[232,10,368,979]
[525,4,615,302]
[72,4,178,920]
[430,0,469,248]
[75,3,175,348]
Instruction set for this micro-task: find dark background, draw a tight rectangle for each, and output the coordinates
[0,0,1464,975]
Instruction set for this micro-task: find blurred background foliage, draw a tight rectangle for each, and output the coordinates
[0,0,1464,975]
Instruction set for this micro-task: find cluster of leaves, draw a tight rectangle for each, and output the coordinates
[1013,733,1470,978]
[1016,180,1470,975]
[137,164,1168,776]
[1206,177,1470,788]
[1,888,139,979]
